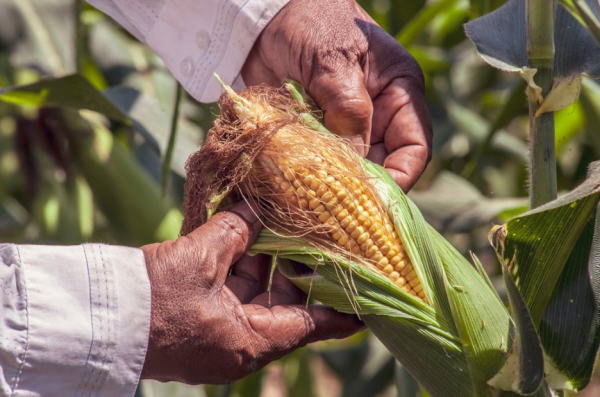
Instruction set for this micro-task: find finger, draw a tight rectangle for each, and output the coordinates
[307,65,373,157]
[244,304,365,358]
[360,25,432,192]
[186,201,262,285]
[365,142,387,165]
[372,78,432,191]
[250,267,307,307]
[225,254,272,303]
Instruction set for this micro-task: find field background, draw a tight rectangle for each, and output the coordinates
[0,0,598,396]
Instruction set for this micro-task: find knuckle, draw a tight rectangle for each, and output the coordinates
[288,306,317,345]
[330,96,372,123]
[213,213,249,248]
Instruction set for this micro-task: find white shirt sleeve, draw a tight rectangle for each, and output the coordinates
[0,243,151,397]
[87,0,291,103]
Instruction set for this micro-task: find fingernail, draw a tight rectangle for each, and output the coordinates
[347,135,367,157]
[226,201,259,224]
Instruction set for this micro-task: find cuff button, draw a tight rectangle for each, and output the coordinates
[180,57,194,77]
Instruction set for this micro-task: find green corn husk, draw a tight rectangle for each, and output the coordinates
[182,78,525,397]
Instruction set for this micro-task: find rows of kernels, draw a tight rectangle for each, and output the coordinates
[263,156,426,302]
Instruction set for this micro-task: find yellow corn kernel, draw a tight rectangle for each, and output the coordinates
[266,166,427,302]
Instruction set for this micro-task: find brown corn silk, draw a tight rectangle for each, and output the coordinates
[182,85,426,302]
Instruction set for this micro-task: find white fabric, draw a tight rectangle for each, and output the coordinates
[0,244,150,397]
[88,0,291,102]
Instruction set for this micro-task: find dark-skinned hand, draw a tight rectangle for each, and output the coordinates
[140,202,364,384]
[242,0,432,191]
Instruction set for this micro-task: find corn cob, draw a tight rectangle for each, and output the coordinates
[183,81,427,303]
[256,147,427,302]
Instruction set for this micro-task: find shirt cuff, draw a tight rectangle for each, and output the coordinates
[4,244,150,397]
[146,0,291,103]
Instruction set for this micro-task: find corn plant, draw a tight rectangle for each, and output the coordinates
[465,0,600,395]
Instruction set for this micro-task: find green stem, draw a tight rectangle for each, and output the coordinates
[527,0,557,208]
[74,0,85,74]
[161,83,182,197]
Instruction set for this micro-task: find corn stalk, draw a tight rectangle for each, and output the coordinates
[527,0,557,208]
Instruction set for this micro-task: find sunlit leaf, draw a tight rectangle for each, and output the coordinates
[396,0,458,46]
[579,77,600,157]
[555,102,585,156]
[0,74,129,123]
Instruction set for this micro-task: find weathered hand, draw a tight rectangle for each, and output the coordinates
[242,0,432,191]
[140,201,364,384]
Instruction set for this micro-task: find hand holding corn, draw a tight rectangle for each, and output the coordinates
[242,0,432,191]
[139,201,364,384]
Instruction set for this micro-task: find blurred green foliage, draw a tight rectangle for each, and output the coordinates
[0,0,599,395]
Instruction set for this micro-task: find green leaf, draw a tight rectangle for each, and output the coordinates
[464,0,600,78]
[488,261,544,394]
[396,0,458,47]
[409,171,526,233]
[492,161,600,325]
[103,86,203,177]
[469,0,508,17]
[55,109,182,245]
[464,79,528,178]
[491,161,600,389]
[578,77,600,157]
[253,232,473,397]
[232,368,264,397]
[0,0,75,75]
[0,74,130,123]
[284,349,314,397]
[537,194,600,391]
[161,82,182,196]
[555,102,585,156]
[321,337,394,397]
[446,101,528,162]
[365,315,471,397]
[572,0,600,46]
[429,225,514,395]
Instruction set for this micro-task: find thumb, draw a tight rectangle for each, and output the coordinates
[186,201,262,285]
[307,66,373,157]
